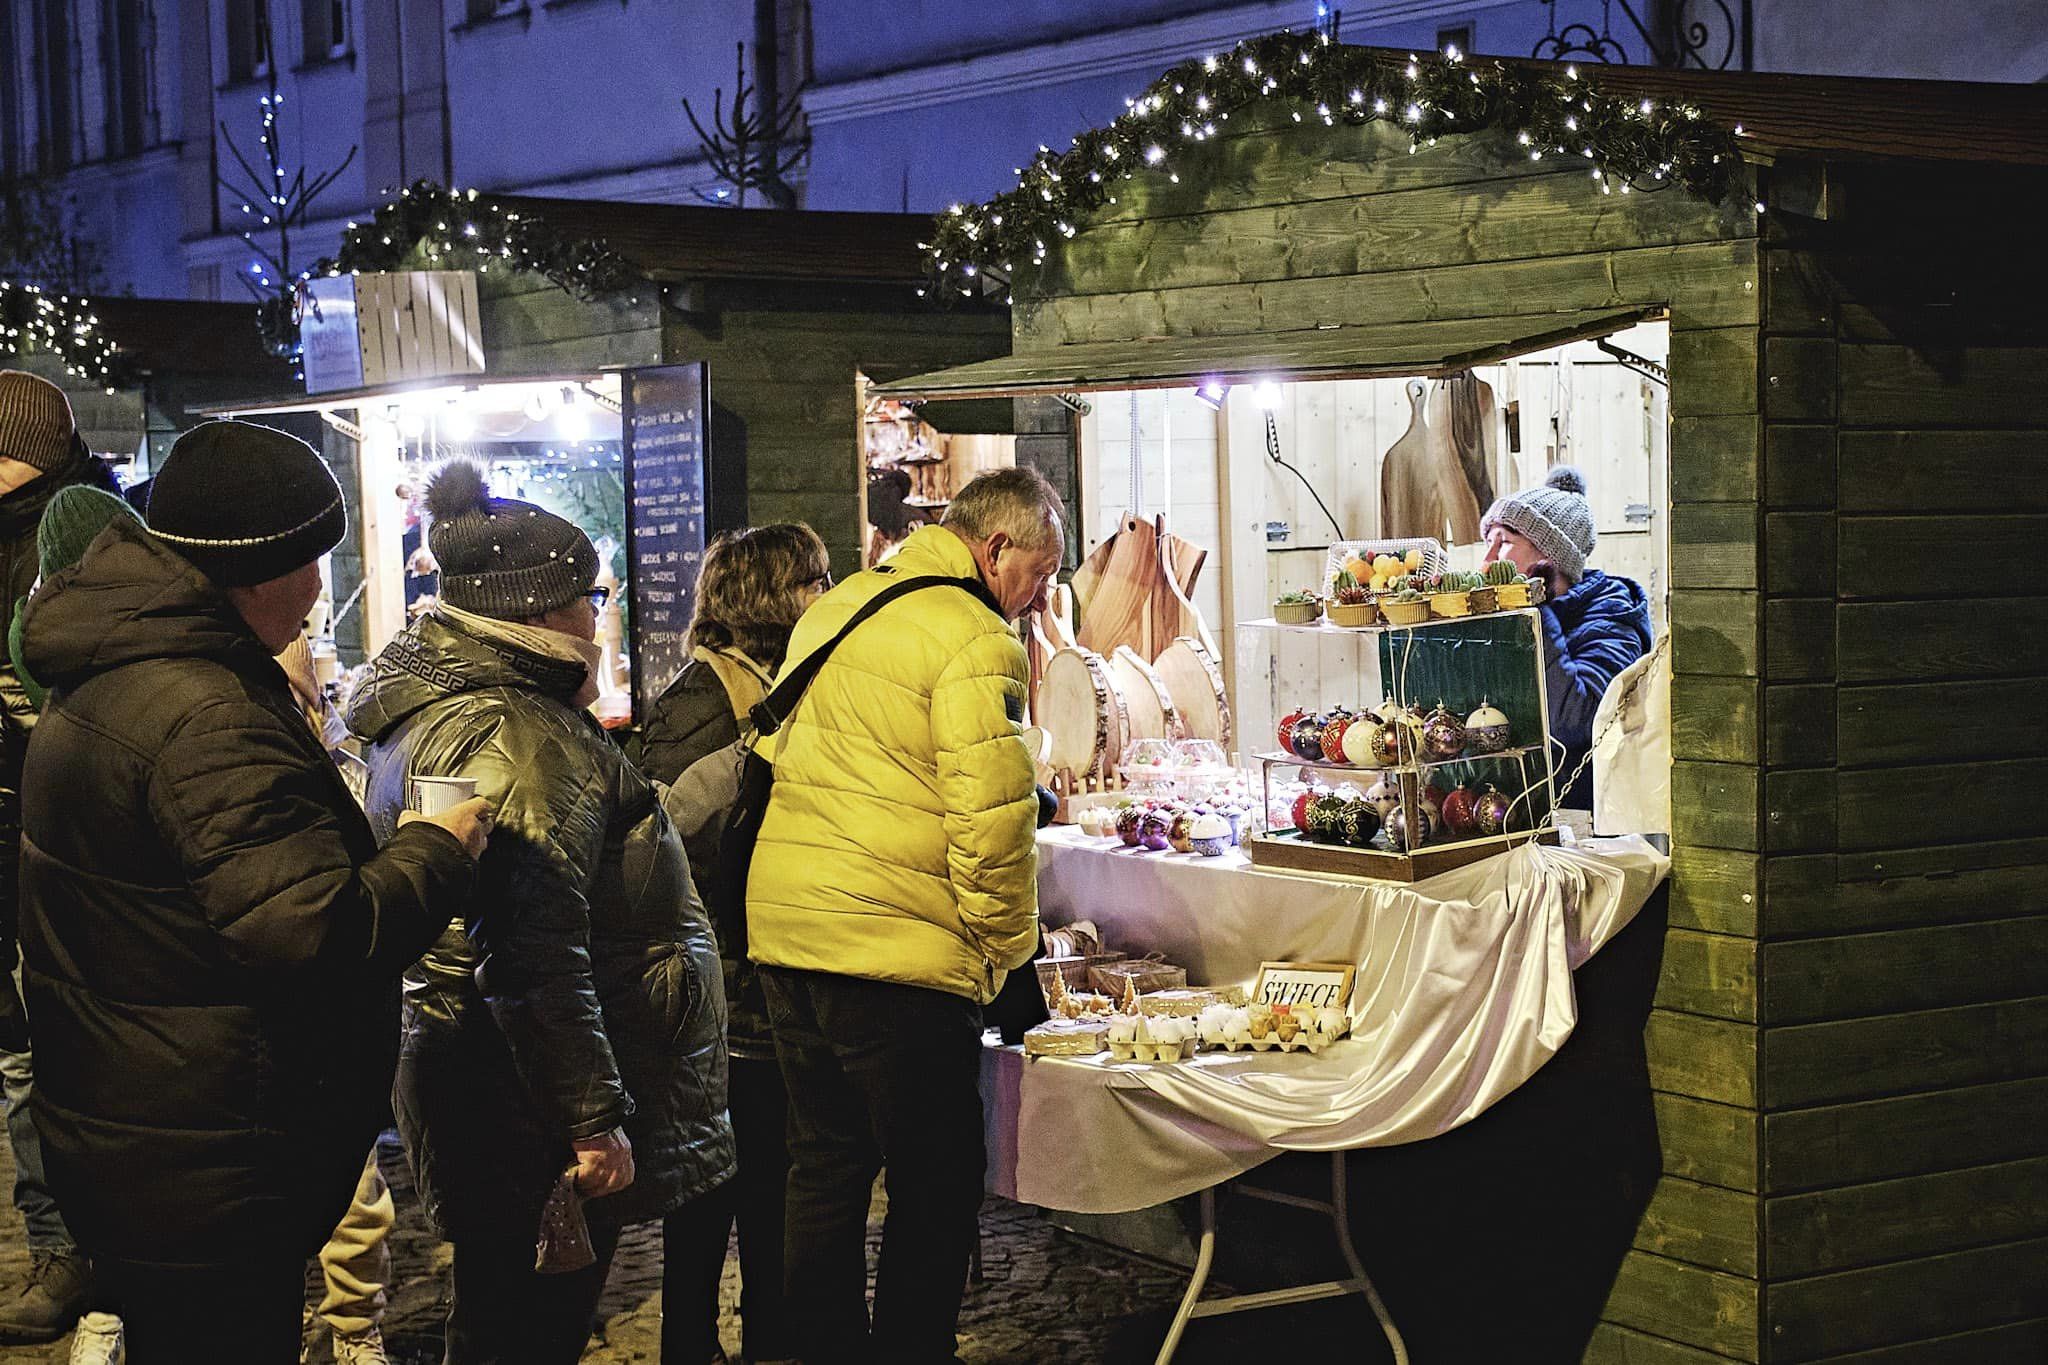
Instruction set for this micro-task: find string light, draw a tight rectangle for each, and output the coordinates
[0,281,125,390]
[923,30,1744,292]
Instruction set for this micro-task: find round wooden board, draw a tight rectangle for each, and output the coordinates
[1038,648,1127,779]
[1153,636,1231,750]
[1109,645,1184,742]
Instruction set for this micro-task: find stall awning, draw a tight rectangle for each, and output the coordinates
[870,308,1659,400]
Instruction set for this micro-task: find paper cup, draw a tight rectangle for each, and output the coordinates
[409,775,479,816]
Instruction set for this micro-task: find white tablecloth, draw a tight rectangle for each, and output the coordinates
[986,829,1669,1213]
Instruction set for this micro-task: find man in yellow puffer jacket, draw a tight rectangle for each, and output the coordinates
[749,467,1061,1363]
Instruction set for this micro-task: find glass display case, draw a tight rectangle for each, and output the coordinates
[1235,610,1560,881]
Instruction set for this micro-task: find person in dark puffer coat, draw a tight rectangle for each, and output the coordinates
[632,521,832,1365]
[15,420,487,1359]
[348,461,734,1365]
[1481,466,1655,810]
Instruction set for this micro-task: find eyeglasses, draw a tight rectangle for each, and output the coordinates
[804,572,834,591]
[585,586,612,611]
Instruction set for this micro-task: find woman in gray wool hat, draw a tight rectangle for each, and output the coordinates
[1480,465,1654,810]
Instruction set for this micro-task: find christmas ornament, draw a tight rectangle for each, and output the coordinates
[1115,804,1145,846]
[1305,793,1350,844]
[1190,812,1232,856]
[1465,701,1512,754]
[1290,789,1317,832]
[1421,702,1467,763]
[1289,714,1327,763]
[1277,708,1310,756]
[1383,799,1439,852]
[1321,710,1358,765]
[1168,808,1195,854]
[1474,785,1514,835]
[1363,774,1401,821]
[1339,798,1381,848]
[1440,785,1481,837]
[1139,809,1174,851]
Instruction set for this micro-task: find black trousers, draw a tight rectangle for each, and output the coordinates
[760,967,985,1365]
[663,1179,740,1365]
[446,1223,623,1365]
[97,1255,306,1363]
[722,1053,795,1361]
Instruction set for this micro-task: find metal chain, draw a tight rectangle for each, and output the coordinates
[1544,630,1668,811]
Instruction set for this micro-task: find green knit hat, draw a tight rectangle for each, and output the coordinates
[38,485,143,580]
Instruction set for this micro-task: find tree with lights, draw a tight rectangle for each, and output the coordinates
[216,65,357,358]
[683,41,809,208]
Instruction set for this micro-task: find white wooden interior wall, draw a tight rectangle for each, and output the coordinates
[1075,322,1670,765]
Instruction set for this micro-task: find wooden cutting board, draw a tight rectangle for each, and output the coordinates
[1427,371,1495,544]
[1071,516,1204,625]
[1381,379,1444,542]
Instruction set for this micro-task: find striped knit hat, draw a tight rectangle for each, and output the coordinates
[0,370,78,473]
[147,420,349,586]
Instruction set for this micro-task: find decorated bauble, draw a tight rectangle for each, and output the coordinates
[1421,702,1467,763]
[1366,716,1405,767]
[1338,798,1382,848]
[1465,701,1512,754]
[1139,808,1174,851]
[1321,710,1358,765]
[1190,812,1233,857]
[1168,808,1196,853]
[1440,784,1482,837]
[1289,714,1327,763]
[1474,785,1515,836]
[1305,794,1350,844]
[1115,804,1145,846]
[1290,788,1317,831]
[1383,799,1440,852]
[1363,774,1401,821]
[1277,708,1310,756]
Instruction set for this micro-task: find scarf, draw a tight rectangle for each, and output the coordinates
[439,602,604,709]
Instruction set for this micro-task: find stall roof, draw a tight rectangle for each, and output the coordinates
[198,370,617,417]
[871,308,1655,399]
[489,195,936,285]
[88,298,294,381]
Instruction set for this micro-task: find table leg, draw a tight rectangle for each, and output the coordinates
[1153,1186,1218,1365]
[1330,1152,1409,1365]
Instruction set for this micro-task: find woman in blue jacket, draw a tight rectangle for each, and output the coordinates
[1480,467,1653,810]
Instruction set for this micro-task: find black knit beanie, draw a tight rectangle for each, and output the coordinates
[425,460,597,619]
[147,420,348,587]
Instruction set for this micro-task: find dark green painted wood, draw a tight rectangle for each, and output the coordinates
[1763,425,1835,510]
[1670,845,1760,937]
[1672,505,1760,590]
[1671,326,1761,419]
[1762,840,2048,938]
[1585,1322,1753,1364]
[1837,758,2048,851]
[1762,248,1836,336]
[1672,676,1760,765]
[1764,1076,2048,1195]
[1801,1319,2048,1364]
[1765,685,1835,768]
[1764,599,1834,682]
[1764,513,1834,597]
[1675,591,1760,677]
[1640,1176,1761,1275]
[1764,1236,2048,1360]
[1763,997,2048,1108]
[1673,414,1761,504]
[1838,432,2048,514]
[1766,1156,2048,1281]
[1838,516,2043,599]
[1764,769,1836,853]
[1762,337,1836,423]
[1673,761,1762,852]
[1601,1251,1760,1362]
[1839,599,2048,682]
[1657,930,1760,1023]
[1838,678,2048,765]
[1761,919,2048,1025]
[1839,345,2048,428]
[1658,1092,1761,1193]
[1648,1010,1759,1107]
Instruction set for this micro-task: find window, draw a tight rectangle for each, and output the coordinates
[35,0,77,170]
[302,0,349,62]
[103,0,158,156]
[226,0,272,81]
[1435,23,1475,55]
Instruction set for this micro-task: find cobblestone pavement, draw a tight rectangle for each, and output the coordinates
[0,1133,1387,1363]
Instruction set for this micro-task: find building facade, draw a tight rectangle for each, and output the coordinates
[3,0,2045,301]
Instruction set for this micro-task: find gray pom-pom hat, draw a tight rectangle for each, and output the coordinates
[1480,465,1596,584]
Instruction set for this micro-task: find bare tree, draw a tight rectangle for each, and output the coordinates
[683,42,809,209]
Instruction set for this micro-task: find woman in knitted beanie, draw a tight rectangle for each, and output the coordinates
[1480,466,1654,809]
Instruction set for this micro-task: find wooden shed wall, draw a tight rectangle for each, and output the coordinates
[1747,161,2048,1363]
[1015,115,1770,1361]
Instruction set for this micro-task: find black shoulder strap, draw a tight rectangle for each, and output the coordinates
[747,574,995,738]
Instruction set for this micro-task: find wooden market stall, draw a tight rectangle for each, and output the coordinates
[213,190,1011,721]
[878,36,2048,1363]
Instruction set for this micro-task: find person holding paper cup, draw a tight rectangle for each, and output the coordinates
[12,421,490,1360]
[348,460,734,1365]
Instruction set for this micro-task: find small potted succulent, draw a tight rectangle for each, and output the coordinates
[1327,569,1376,627]
[1381,577,1432,626]
[1428,570,1479,619]
[1273,589,1322,625]
[1487,559,1532,610]
[1469,566,1502,613]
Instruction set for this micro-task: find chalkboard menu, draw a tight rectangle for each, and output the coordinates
[622,363,711,721]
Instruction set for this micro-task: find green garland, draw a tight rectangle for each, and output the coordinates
[0,280,126,391]
[924,30,1747,294]
[311,181,643,296]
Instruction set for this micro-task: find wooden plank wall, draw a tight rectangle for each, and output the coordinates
[1018,117,1769,1361]
[1749,162,2048,1362]
[663,287,1011,576]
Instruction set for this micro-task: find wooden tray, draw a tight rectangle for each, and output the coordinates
[1244,827,1559,882]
